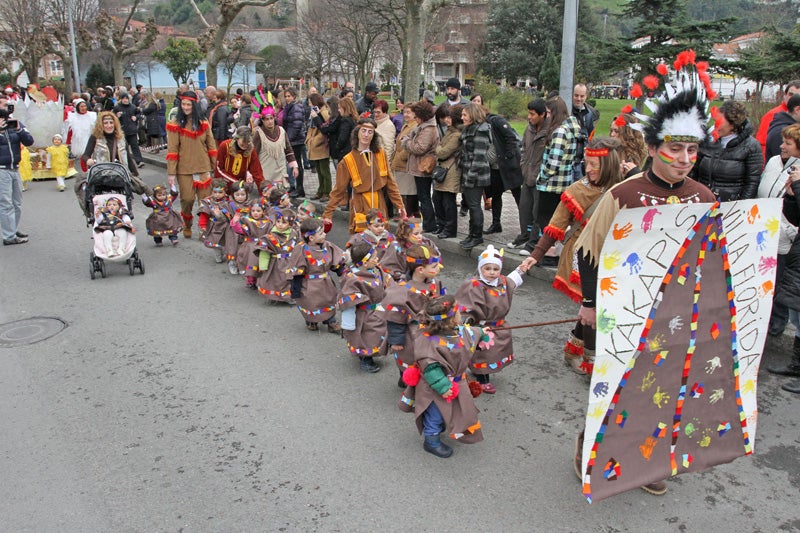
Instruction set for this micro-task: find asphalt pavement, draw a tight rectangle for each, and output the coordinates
[0,166,798,531]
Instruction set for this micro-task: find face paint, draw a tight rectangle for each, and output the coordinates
[657,150,676,165]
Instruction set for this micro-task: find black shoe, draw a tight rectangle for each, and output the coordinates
[458,235,473,246]
[782,380,800,393]
[509,233,528,247]
[15,231,28,239]
[359,357,381,373]
[136,161,145,168]
[3,236,28,245]
[767,363,800,377]
[541,256,559,267]
[289,190,300,198]
[459,208,468,217]
[423,440,453,458]
[485,223,502,234]
[461,237,483,250]
[438,231,457,239]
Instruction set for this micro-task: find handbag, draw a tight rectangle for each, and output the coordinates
[418,154,437,174]
[432,164,449,183]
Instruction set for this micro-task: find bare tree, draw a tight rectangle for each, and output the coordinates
[48,0,100,94]
[0,0,54,84]
[187,0,280,88]
[221,36,246,95]
[294,1,341,89]
[92,1,157,86]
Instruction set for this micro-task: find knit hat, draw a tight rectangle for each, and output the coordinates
[364,82,379,93]
[445,77,461,90]
[478,244,503,270]
[628,49,715,146]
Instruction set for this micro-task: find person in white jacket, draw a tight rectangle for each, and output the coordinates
[64,99,97,160]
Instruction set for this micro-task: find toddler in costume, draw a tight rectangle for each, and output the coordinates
[401,295,484,458]
[19,146,32,191]
[455,245,531,394]
[380,217,439,282]
[230,203,273,289]
[223,180,253,275]
[197,179,231,263]
[288,218,346,332]
[142,184,182,246]
[256,208,300,302]
[296,200,317,225]
[94,197,134,256]
[346,208,395,263]
[46,134,70,191]
[263,186,291,219]
[381,244,445,387]
[338,241,393,373]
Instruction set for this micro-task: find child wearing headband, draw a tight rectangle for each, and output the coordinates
[288,218,346,333]
[223,180,254,275]
[347,208,395,263]
[230,202,272,289]
[337,241,393,372]
[400,295,484,458]
[142,183,182,246]
[380,216,438,282]
[381,243,445,388]
[256,208,300,303]
[197,178,231,263]
[454,244,532,394]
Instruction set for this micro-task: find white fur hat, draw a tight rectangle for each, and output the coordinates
[478,244,503,270]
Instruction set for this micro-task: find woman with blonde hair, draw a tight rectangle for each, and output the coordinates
[610,112,647,173]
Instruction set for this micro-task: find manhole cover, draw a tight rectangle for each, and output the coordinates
[0,317,67,347]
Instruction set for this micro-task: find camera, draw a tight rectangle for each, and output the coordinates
[4,119,17,129]
[7,104,14,113]
[312,106,319,112]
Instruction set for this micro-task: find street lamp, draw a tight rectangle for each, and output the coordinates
[67,0,81,92]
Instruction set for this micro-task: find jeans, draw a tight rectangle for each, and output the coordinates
[518,183,540,242]
[291,144,305,192]
[461,186,485,238]
[0,168,23,239]
[432,190,457,235]
[124,133,142,164]
[422,402,445,436]
[414,176,435,231]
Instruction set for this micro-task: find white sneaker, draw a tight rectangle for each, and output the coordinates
[56,176,66,191]
[518,249,531,256]
[228,260,238,275]
[213,248,224,263]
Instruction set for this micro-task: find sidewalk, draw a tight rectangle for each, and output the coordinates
[140,148,557,284]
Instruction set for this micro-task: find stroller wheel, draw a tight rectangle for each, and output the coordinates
[128,258,135,276]
[100,260,107,278]
[89,252,96,280]
[137,258,145,275]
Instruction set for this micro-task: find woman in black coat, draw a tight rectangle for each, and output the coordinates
[141,91,163,151]
[692,100,762,201]
[320,96,358,163]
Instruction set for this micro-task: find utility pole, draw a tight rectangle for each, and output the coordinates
[559,0,579,112]
[67,0,81,92]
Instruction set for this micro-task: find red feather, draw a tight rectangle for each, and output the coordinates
[697,61,710,72]
[621,104,633,114]
[686,49,697,64]
[630,83,643,99]
[656,63,669,76]
[643,75,660,90]
[614,116,627,127]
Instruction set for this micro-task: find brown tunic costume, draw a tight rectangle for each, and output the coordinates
[143,187,183,237]
[410,326,484,444]
[322,148,405,234]
[346,230,396,263]
[379,237,440,282]
[233,216,272,274]
[197,196,230,249]
[256,227,300,301]
[223,200,253,261]
[337,266,392,356]
[288,241,346,323]
[455,275,519,375]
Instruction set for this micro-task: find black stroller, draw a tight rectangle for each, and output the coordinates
[84,163,145,278]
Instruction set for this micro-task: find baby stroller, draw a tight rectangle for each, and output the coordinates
[84,162,145,279]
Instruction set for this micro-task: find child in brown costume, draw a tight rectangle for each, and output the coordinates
[197,179,231,263]
[223,180,254,275]
[257,208,299,303]
[403,295,484,458]
[288,218,346,332]
[380,216,439,282]
[230,202,272,289]
[454,244,532,394]
[381,244,445,387]
[338,241,393,372]
[142,184,182,246]
[346,208,395,263]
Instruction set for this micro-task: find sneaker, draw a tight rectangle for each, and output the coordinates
[481,383,497,394]
[155,241,164,247]
[359,357,381,373]
[170,238,179,246]
[423,439,453,458]
[306,322,319,331]
[327,322,342,333]
[213,248,224,263]
[3,236,28,245]
[517,248,531,257]
[15,231,28,239]
[227,260,238,275]
[640,480,668,496]
[136,161,145,168]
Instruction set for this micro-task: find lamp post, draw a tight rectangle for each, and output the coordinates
[67,0,81,92]
[559,0,579,112]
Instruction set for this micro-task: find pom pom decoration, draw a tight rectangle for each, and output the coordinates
[446,380,460,403]
[614,115,627,127]
[643,75,660,91]
[468,380,483,398]
[621,104,633,114]
[323,219,333,233]
[629,83,643,99]
[402,365,421,387]
[656,63,669,77]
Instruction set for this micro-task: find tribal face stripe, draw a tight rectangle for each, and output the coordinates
[657,150,675,165]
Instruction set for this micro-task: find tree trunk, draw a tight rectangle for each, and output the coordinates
[403,0,424,104]
[113,54,125,87]
[206,57,219,88]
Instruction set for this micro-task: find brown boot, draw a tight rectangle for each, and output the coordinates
[564,334,587,375]
[183,227,192,239]
[181,214,193,239]
[581,348,596,375]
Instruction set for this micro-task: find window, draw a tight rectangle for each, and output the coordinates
[49,60,63,75]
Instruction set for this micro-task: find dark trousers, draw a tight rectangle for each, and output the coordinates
[519,183,541,246]
[573,321,595,351]
[486,170,520,226]
[769,253,789,335]
[462,186,485,238]
[291,144,305,193]
[432,190,457,234]
[125,133,142,164]
[536,190,562,232]
[414,176,435,231]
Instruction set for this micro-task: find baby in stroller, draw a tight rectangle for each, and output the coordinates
[93,196,135,257]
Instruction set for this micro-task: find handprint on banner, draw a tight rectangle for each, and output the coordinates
[640,436,658,460]
[653,386,671,408]
[759,280,774,298]
[641,371,656,391]
[647,333,666,353]
[594,360,609,376]
[623,252,643,275]
[589,404,606,419]
[765,216,779,237]
[641,207,662,232]
[668,315,684,334]
[742,379,755,394]
[613,222,633,240]
[705,356,722,374]
[597,308,617,334]
[593,381,609,397]
[758,256,777,275]
[747,204,760,224]
[602,250,622,270]
[756,230,768,251]
[600,277,618,297]
[709,388,724,404]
